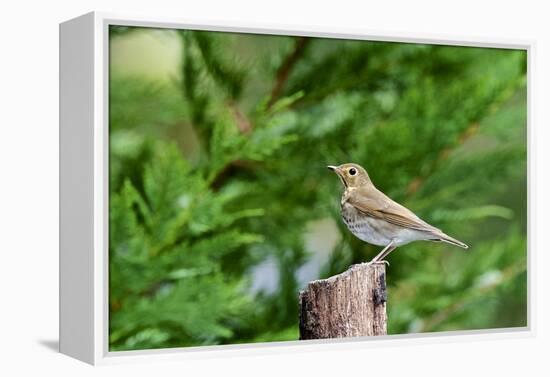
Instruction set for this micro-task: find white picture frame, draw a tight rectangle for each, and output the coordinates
[59,11,535,365]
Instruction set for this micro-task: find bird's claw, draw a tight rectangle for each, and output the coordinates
[368,260,390,267]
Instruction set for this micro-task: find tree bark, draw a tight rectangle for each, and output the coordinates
[299,263,387,339]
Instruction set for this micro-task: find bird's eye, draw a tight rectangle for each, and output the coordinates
[349,168,357,176]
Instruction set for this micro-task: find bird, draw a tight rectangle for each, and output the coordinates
[328,163,468,264]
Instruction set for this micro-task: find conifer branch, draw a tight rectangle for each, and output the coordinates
[227,101,252,135]
[267,37,310,109]
[210,160,257,190]
[406,78,522,197]
[419,260,526,332]
[406,122,481,196]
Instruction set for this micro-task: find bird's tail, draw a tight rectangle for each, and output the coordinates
[431,232,469,249]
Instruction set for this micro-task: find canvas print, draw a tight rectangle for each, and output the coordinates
[108,25,527,351]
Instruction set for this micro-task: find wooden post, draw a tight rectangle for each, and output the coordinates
[299,263,387,339]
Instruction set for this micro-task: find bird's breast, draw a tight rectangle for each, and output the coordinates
[340,201,431,247]
[340,202,392,246]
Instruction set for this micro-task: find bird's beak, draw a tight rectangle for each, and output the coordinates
[328,165,347,187]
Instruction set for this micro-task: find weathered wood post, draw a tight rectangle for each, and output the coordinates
[299,263,387,339]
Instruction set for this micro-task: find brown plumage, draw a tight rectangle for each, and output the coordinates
[328,163,468,263]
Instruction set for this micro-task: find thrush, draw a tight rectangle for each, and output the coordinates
[328,163,468,263]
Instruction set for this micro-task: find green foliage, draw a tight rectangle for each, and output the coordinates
[109,144,266,349]
[109,26,527,350]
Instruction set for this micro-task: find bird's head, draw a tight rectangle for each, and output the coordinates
[327,163,371,188]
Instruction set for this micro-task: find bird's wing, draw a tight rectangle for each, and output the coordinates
[347,185,440,232]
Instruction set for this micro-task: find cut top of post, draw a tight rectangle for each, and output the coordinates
[299,263,387,339]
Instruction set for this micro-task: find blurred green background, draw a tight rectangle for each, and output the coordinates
[108,26,527,351]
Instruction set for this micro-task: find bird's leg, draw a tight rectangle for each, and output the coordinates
[377,245,397,262]
[370,240,397,264]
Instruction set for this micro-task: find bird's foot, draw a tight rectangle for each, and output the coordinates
[368,260,390,267]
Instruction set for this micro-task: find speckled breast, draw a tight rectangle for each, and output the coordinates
[340,201,393,247]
